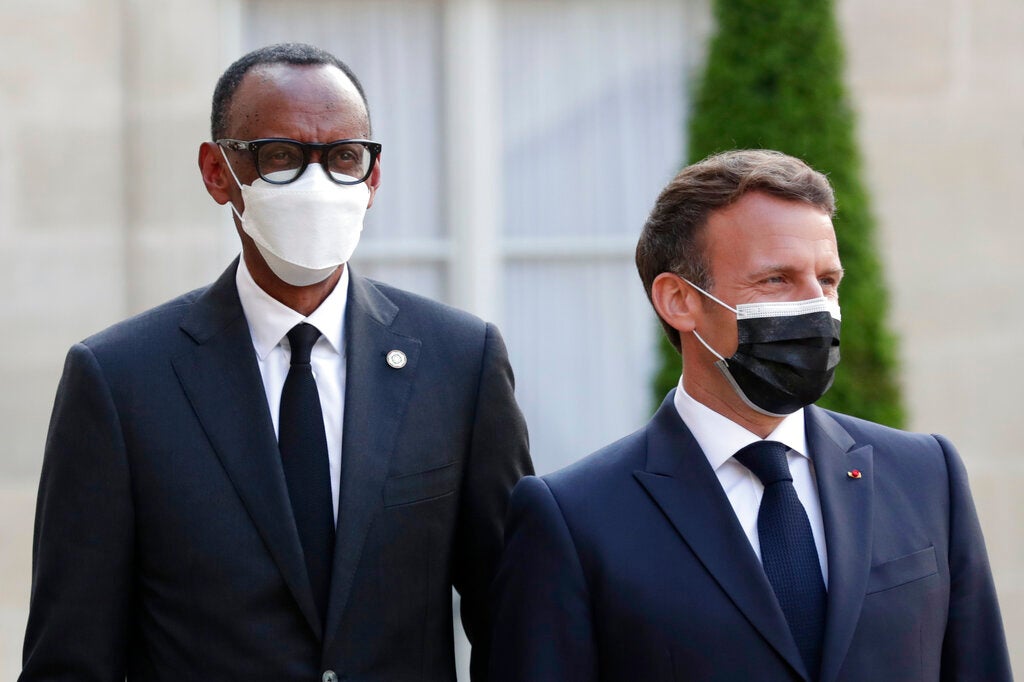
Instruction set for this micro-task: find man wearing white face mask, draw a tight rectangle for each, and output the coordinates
[21,43,532,682]
[217,137,375,287]
[490,149,1010,681]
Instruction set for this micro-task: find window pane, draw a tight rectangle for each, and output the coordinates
[500,0,691,239]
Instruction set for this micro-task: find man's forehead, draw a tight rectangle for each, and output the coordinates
[237,62,361,102]
[705,194,839,263]
[227,62,368,136]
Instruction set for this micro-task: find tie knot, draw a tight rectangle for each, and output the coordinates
[287,323,321,365]
[734,440,793,486]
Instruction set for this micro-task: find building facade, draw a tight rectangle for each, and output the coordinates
[0,0,1020,676]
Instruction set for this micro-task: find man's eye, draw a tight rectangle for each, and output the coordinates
[329,146,363,166]
[259,145,303,169]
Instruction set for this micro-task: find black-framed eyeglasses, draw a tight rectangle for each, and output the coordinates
[216,138,382,185]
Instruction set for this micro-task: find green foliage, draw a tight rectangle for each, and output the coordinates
[654,0,904,427]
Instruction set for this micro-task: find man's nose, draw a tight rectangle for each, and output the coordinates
[798,278,826,300]
[304,152,333,178]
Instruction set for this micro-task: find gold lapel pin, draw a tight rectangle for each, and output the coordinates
[847,469,862,479]
[386,349,407,369]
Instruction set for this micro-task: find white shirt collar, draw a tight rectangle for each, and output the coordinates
[673,376,808,471]
[235,257,349,359]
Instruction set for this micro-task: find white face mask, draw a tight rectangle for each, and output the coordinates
[221,148,369,287]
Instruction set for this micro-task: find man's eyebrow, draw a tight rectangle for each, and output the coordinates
[820,266,846,279]
[746,264,792,279]
[745,264,846,279]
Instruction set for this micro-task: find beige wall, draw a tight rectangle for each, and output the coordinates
[0,1,231,676]
[839,0,1024,670]
[0,0,1019,676]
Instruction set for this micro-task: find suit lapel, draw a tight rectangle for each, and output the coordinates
[170,260,322,638]
[634,393,809,680]
[805,406,874,682]
[323,273,421,646]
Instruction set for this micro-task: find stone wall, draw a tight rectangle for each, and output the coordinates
[0,1,229,675]
[839,0,1024,670]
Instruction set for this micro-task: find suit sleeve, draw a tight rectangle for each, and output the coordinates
[453,323,533,682]
[935,434,1012,682]
[20,344,134,681]
[488,475,597,682]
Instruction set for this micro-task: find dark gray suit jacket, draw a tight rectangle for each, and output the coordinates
[490,392,1010,681]
[22,261,532,681]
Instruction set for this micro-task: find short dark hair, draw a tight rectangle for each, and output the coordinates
[635,149,836,352]
[210,42,370,140]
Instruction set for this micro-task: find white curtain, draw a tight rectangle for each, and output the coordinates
[242,3,696,676]
[499,0,691,472]
[244,0,695,475]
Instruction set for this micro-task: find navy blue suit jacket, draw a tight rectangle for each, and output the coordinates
[22,261,532,681]
[490,392,1010,681]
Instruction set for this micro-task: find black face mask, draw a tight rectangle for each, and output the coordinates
[686,282,841,417]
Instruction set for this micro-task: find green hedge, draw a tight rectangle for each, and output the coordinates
[654,0,904,427]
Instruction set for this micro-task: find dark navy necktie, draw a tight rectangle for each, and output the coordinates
[279,323,335,625]
[735,440,826,681]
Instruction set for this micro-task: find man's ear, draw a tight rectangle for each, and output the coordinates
[651,273,702,335]
[198,141,233,205]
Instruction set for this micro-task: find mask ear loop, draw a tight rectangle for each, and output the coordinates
[681,277,737,313]
[679,276,735,362]
[219,146,246,223]
[692,330,726,362]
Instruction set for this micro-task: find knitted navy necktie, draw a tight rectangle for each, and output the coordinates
[734,440,826,680]
[279,322,335,625]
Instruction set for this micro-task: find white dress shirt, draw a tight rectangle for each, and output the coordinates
[235,258,348,522]
[673,377,828,585]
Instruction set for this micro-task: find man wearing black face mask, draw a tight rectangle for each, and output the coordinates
[490,150,1010,681]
